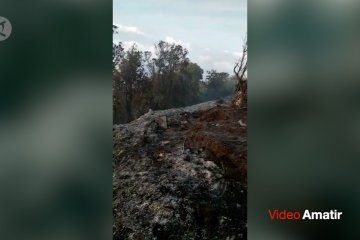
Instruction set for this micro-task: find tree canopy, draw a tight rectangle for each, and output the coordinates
[113,41,237,123]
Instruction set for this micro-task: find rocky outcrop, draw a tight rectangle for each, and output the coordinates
[113,99,247,240]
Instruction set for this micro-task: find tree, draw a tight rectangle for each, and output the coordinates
[112,43,147,123]
[113,42,125,123]
[171,62,203,106]
[151,41,190,109]
[120,44,147,121]
[113,42,124,72]
[233,37,247,108]
[204,70,230,100]
[206,70,229,89]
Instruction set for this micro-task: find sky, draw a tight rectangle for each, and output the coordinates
[113,0,247,75]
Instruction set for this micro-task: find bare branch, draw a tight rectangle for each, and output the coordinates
[233,36,248,108]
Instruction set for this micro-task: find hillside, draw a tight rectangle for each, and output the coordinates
[113,98,247,239]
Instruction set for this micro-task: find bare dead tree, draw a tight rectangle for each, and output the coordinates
[233,37,247,108]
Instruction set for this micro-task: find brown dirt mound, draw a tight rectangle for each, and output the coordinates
[113,101,247,239]
[185,106,247,182]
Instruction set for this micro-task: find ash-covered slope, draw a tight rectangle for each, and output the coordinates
[113,99,247,240]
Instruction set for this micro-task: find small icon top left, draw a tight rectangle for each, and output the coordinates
[0,16,12,41]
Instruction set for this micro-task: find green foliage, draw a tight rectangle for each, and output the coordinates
[113,41,236,124]
[113,43,149,123]
[151,41,190,109]
[112,42,124,72]
[202,70,236,101]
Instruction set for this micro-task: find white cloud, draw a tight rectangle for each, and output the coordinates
[113,23,145,35]
[198,55,212,62]
[213,61,233,73]
[165,36,191,50]
[224,49,243,58]
[122,41,156,55]
[233,51,243,58]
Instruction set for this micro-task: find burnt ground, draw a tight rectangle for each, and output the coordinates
[113,100,247,240]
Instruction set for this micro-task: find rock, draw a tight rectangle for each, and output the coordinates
[238,120,247,127]
[155,115,168,129]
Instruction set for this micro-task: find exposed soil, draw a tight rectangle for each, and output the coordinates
[113,99,247,239]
